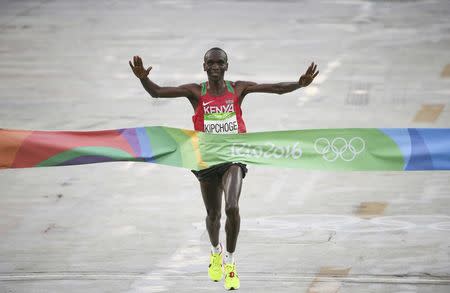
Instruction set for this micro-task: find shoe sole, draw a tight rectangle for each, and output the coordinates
[224,284,239,290]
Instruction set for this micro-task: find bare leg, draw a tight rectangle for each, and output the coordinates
[222,165,243,253]
[200,174,223,247]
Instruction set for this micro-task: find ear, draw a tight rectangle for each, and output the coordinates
[203,62,207,71]
[225,62,229,71]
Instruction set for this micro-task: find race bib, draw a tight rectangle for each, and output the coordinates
[204,112,239,134]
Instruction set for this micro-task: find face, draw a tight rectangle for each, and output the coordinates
[203,50,228,81]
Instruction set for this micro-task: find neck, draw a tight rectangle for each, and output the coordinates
[207,79,225,96]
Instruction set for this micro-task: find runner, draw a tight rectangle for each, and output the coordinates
[129,47,318,290]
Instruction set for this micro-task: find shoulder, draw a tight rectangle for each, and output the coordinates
[233,80,258,98]
[232,80,257,93]
[234,80,257,88]
[180,83,201,98]
[179,83,201,91]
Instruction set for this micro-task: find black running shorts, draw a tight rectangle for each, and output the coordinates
[191,162,248,181]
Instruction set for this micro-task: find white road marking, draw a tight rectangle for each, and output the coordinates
[352,89,368,95]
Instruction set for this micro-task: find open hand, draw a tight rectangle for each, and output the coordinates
[299,62,319,87]
[129,55,152,79]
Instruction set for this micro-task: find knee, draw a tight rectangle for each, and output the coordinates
[206,210,221,222]
[225,206,240,218]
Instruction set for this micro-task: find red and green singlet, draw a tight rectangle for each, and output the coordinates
[192,81,247,134]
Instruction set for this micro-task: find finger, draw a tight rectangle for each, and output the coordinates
[313,71,319,78]
[137,56,143,67]
[313,64,317,73]
[308,62,314,74]
[133,56,137,66]
[304,66,311,76]
[129,60,134,69]
[146,66,152,73]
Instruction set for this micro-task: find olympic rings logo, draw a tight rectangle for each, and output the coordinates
[314,137,365,162]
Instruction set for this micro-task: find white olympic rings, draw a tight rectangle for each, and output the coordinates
[314,137,366,162]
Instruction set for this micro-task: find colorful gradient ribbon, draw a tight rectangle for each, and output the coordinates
[1,126,449,171]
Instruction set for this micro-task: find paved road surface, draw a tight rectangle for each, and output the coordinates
[0,0,449,292]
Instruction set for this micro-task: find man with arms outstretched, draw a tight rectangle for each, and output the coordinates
[129,48,318,290]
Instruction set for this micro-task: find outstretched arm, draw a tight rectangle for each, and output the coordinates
[237,62,319,99]
[129,56,198,99]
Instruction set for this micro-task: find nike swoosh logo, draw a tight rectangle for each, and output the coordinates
[203,100,214,106]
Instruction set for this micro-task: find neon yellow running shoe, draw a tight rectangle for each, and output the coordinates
[224,263,240,290]
[208,252,223,282]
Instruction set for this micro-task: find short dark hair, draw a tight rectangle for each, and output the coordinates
[204,47,228,62]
